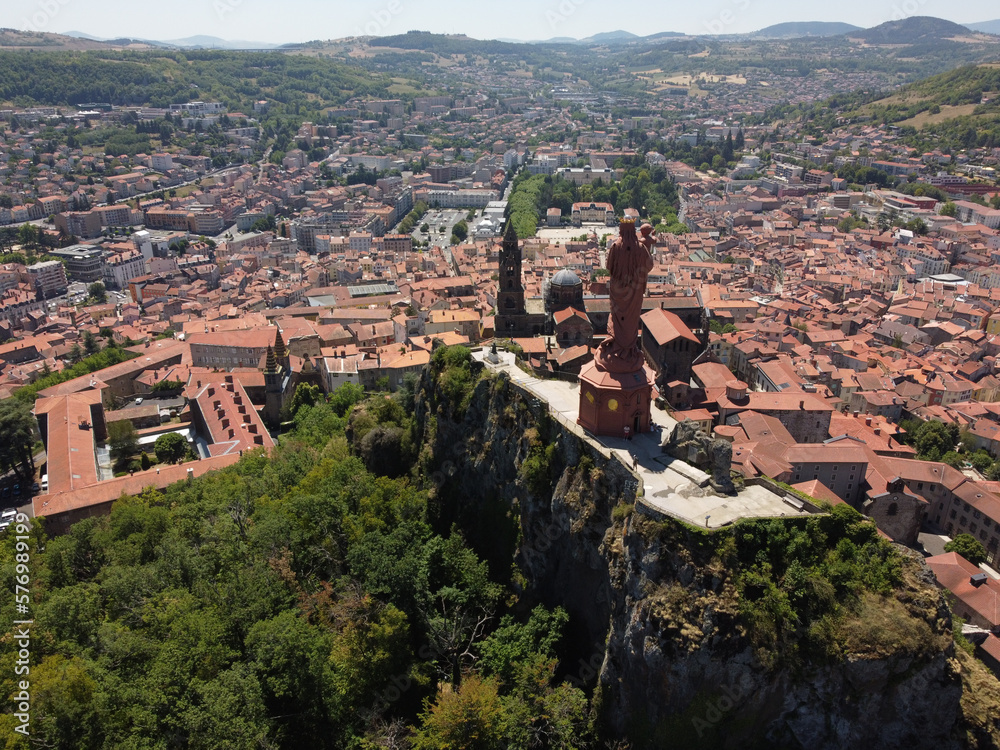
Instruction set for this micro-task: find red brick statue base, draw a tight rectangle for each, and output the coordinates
[577,361,655,438]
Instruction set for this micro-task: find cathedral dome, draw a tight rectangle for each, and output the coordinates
[551,268,582,287]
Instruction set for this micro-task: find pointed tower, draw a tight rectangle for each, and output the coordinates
[273,328,290,372]
[263,343,284,427]
[496,222,526,334]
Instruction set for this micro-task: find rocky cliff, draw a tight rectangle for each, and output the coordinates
[414,365,1000,749]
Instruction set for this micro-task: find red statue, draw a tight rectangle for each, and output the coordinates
[594,219,655,373]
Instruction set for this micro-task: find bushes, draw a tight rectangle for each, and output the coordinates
[520,443,559,497]
[728,504,905,664]
[432,345,478,414]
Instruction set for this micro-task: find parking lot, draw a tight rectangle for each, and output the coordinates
[410,208,479,247]
[0,473,38,530]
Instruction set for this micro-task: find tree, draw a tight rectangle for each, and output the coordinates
[452,220,468,242]
[940,201,958,218]
[68,343,84,364]
[288,383,322,417]
[88,282,106,304]
[941,451,963,469]
[412,675,507,750]
[82,330,100,356]
[945,534,987,566]
[913,420,958,462]
[107,420,139,463]
[0,399,37,483]
[154,432,188,464]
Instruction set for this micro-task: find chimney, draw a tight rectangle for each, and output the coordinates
[799,400,805,410]
[874,427,881,436]
[971,572,988,587]
[865,416,872,427]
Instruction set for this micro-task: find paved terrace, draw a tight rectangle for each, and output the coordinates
[474,349,810,529]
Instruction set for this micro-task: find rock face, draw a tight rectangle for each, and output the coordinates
[665,420,735,494]
[414,367,1000,750]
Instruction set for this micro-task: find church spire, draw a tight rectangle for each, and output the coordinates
[274,328,287,361]
[503,221,517,245]
[264,345,277,374]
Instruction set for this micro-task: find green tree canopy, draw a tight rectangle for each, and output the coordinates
[107,420,139,462]
[154,432,188,464]
[0,399,37,483]
[945,534,987,565]
[87,282,106,304]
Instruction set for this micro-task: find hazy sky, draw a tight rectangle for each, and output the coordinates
[10,0,1000,43]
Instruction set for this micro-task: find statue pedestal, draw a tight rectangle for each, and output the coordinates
[577,362,655,438]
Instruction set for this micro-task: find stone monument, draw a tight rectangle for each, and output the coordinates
[578,219,657,438]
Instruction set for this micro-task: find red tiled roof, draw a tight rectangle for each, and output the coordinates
[641,308,700,346]
[927,552,1000,629]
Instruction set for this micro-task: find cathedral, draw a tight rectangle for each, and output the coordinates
[494,222,545,337]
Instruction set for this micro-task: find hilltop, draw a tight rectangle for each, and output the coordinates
[0,27,159,51]
[752,21,861,39]
[848,16,977,44]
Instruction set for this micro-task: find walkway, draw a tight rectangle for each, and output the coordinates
[474,349,810,529]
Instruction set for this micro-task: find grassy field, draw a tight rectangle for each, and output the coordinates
[898,103,980,128]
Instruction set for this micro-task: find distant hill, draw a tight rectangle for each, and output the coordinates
[161,35,279,49]
[0,28,160,50]
[370,31,523,55]
[848,16,973,44]
[580,30,638,44]
[967,20,1000,35]
[752,22,861,39]
[65,31,278,49]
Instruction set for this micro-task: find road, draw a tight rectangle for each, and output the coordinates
[257,147,273,185]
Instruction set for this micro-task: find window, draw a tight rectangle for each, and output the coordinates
[833,465,839,471]
[887,503,898,516]
[918,482,924,490]
[950,510,958,519]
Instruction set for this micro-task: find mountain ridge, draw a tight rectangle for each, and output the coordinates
[751,21,862,39]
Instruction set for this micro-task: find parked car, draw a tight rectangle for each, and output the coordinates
[12,483,20,496]
[0,487,9,500]
[30,482,40,494]
[0,508,16,521]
